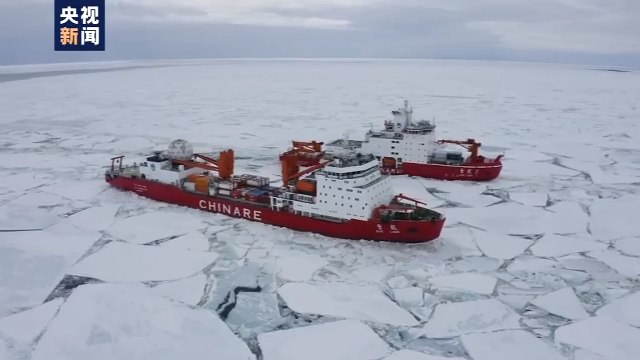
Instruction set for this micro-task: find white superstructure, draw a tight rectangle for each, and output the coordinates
[325,101,464,165]
[271,153,394,221]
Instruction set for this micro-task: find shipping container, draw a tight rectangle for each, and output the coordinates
[218,189,231,196]
[184,182,196,192]
[219,182,236,190]
[245,194,258,202]
[381,157,396,167]
[231,189,242,198]
[208,188,218,196]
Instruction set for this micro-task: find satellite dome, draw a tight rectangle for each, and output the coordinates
[166,139,194,160]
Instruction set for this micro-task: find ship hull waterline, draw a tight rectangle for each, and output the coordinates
[106,175,446,243]
[381,161,503,181]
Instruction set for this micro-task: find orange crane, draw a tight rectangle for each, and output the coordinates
[172,150,235,179]
[280,140,325,166]
[436,138,481,162]
[280,152,331,194]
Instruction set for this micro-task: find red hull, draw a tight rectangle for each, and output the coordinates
[381,161,502,181]
[106,176,445,243]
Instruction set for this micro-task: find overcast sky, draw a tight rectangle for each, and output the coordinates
[0,0,638,66]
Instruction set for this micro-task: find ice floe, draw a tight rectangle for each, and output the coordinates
[150,273,207,306]
[159,231,211,252]
[383,349,466,360]
[0,204,59,231]
[530,234,607,258]
[393,287,424,308]
[428,273,497,295]
[440,226,482,257]
[0,172,50,192]
[529,287,589,320]
[420,299,521,338]
[461,330,568,360]
[586,250,640,278]
[0,298,64,358]
[30,283,254,360]
[595,291,640,327]
[589,197,640,241]
[69,242,218,282]
[107,210,208,244]
[434,191,500,207]
[277,282,419,326]
[64,204,120,232]
[276,254,328,282]
[471,229,532,260]
[555,316,640,360]
[447,202,585,235]
[40,179,108,201]
[613,237,640,257]
[0,228,99,316]
[509,191,548,206]
[226,292,281,331]
[258,320,391,360]
[8,191,68,207]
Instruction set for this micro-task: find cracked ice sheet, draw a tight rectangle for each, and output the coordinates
[446,202,586,235]
[530,234,607,258]
[159,231,211,252]
[501,160,580,179]
[434,191,500,208]
[150,273,207,306]
[461,330,567,360]
[107,210,208,244]
[590,196,640,241]
[278,282,419,326]
[30,283,254,360]
[39,180,108,201]
[595,291,640,327]
[586,250,640,278]
[420,299,521,338]
[0,227,100,316]
[69,242,218,282]
[64,204,120,232]
[554,316,640,360]
[258,320,391,360]
[614,237,640,257]
[383,350,466,360]
[509,192,547,206]
[0,173,51,192]
[471,229,532,260]
[428,273,497,295]
[0,204,59,231]
[0,298,64,359]
[529,287,589,320]
[276,254,328,282]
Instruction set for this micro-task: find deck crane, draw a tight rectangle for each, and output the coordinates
[171,150,235,179]
[280,152,332,193]
[279,140,325,166]
[436,138,483,162]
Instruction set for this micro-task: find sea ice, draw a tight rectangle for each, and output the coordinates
[277,282,419,326]
[435,191,500,207]
[589,196,640,241]
[0,298,64,356]
[420,299,521,338]
[529,287,589,320]
[30,283,255,360]
[107,210,208,244]
[530,234,607,258]
[257,320,391,360]
[64,204,120,232]
[39,180,108,201]
[471,229,532,260]
[0,228,98,316]
[586,250,640,278]
[150,273,207,306]
[447,202,584,235]
[557,255,623,281]
[447,256,504,273]
[509,191,547,206]
[9,191,67,207]
[461,330,568,360]
[555,316,640,360]
[159,231,211,252]
[0,204,59,231]
[276,254,328,282]
[595,291,640,327]
[69,242,218,282]
[351,265,394,283]
[383,349,466,360]
[440,226,482,257]
[613,237,640,257]
[393,287,424,308]
[428,273,497,295]
[226,292,281,330]
[0,172,49,192]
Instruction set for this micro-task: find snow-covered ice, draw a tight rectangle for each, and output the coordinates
[30,283,255,360]
[69,241,218,282]
[461,330,568,360]
[428,273,497,295]
[1,59,639,359]
[420,299,521,338]
[529,287,589,320]
[258,320,391,360]
[278,282,419,326]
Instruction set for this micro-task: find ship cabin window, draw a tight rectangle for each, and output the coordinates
[398,158,402,162]
[338,188,342,190]
[357,190,362,194]
[347,189,353,192]
[391,146,395,149]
